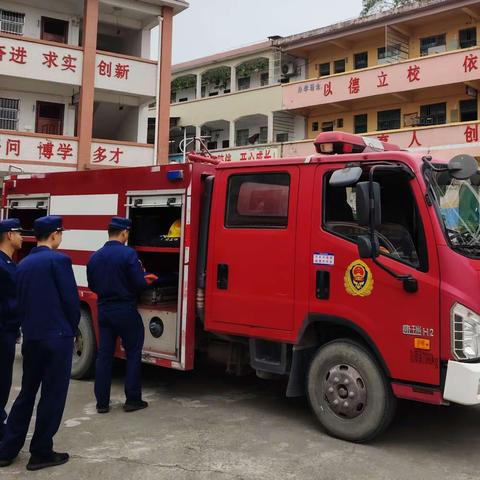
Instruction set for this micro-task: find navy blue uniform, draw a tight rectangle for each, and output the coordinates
[87,240,149,408]
[0,251,19,441]
[0,246,80,458]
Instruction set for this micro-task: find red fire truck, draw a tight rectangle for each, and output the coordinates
[3,131,480,442]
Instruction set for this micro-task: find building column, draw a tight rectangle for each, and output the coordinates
[156,6,174,165]
[77,0,99,170]
[229,120,236,147]
[230,66,236,93]
[196,73,202,99]
[267,112,274,143]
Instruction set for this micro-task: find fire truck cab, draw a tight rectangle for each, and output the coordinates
[3,131,480,443]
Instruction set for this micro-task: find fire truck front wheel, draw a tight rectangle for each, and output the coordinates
[307,339,396,443]
[71,307,97,380]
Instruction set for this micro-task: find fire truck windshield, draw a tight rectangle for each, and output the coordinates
[429,169,480,257]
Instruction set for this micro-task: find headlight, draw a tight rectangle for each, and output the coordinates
[451,303,480,360]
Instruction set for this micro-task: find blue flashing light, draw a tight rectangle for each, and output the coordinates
[167,170,184,181]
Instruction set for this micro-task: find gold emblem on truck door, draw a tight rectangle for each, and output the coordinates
[344,260,373,297]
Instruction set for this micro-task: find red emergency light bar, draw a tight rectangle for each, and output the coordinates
[314,131,400,155]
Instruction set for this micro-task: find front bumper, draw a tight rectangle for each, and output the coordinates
[444,360,480,405]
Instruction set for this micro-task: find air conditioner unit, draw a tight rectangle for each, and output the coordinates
[281,62,296,77]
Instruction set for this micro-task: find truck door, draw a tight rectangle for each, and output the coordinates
[310,164,440,386]
[206,167,299,332]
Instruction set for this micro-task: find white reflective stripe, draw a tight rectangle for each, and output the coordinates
[72,264,88,288]
[61,230,108,251]
[50,194,118,216]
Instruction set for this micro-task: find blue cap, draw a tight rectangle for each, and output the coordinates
[0,218,23,233]
[34,216,64,237]
[109,216,132,231]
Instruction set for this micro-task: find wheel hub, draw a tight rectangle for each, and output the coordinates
[324,364,367,419]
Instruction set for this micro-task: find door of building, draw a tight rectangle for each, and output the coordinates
[35,101,64,135]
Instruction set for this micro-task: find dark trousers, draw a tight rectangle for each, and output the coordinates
[0,337,73,458]
[94,305,144,408]
[0,331,17,441]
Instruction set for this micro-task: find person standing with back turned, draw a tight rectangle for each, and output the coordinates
[87,217,157,414]
[0,216,80,471]
[0,219,23,442]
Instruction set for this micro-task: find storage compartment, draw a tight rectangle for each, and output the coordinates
[138,305,178,356]
[129,207,181,247]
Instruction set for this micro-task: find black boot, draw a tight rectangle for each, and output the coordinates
[26,451,69,471]
[123,400,148,412]
[0,458,14,467]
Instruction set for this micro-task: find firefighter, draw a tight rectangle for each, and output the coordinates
[0,219,23,442]
[87,216,157,414]
[0,216,80,471]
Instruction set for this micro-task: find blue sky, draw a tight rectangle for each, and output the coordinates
[151,0,363,64]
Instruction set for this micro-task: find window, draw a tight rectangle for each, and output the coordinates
[378,47,387,60]
[226,173,290,228]
[419,102,446,125]
[323,169,427,270]
[0,9,25,35]
[259,126,268,143]
[260,72,269,86]
[35,101,64,135]
[377,109,401,131]
[207,141,217,150]
[0,98,19,130]
[420,34,446,56]
[337,118,344,128]
[238,77,251,91]
[41,17,69,44]
[354,114,368,134]
[147,118,155,144]
[460,28,477,49]
[319,63,330,77]
[312,121,319,132]
[334,59,346,74]
[222,140,230,148]
[354,52,368,70]
[322,121,334,132]
[276,133,289,142]
[236,129,249,146]
[460,99,478,122]
[378,44,401,62]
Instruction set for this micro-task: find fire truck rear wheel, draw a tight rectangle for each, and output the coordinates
[71,308,96,380]
[307,339,396,443]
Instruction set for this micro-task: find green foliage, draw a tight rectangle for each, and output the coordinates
[171,75,196,93]
[361,0,425,16]
[236,58,269,78]
[201,66,231,87]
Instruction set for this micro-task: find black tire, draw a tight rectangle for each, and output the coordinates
[71,308,96,380]
[307,339,396,443]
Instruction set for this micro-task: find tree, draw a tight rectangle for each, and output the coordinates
[361,0,426,16]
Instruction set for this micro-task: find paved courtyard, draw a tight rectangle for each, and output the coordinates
[2,351,480,479]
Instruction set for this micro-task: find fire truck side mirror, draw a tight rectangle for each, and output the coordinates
[448,154,478,180]
[356,181,381,228]
[357,235,379,259]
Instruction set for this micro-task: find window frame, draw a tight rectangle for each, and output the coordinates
[225,172,291,229]
[334,59,346,74]
[419,102,447,126]
[460,98,478,122]
[420,33,446,56]
[0,9,25,35]
[0,97,20,131]
[322,168,429,272]
[354,51,368,70]
[459,27,477,49]
[319,62,331,77]
[354,113,368,134]
[377,109,401,131]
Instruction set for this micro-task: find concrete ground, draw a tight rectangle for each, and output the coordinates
[2,351,480,480]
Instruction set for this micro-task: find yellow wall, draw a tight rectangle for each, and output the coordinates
[307,92,479,137]
[306,14,477,79]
